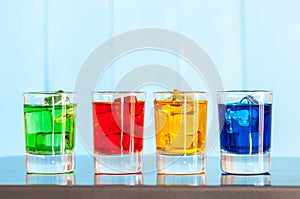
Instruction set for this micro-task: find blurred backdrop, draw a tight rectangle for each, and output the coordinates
[1,0,300,158]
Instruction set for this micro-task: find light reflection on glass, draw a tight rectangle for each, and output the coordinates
[221,173,271,186]
[157,173,206,186]
[94,173,143,185]
[26,173,75,185]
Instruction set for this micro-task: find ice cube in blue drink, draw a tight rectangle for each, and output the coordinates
[230,109,250,127]
[234,95,259,128]
[240,95,259,104]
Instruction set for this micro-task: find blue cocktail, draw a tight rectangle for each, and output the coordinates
[217,91,273,174]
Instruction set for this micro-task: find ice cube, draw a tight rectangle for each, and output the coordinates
[113,95,137,120]
[240,95,259,104]
[54,107,76,123]
[168,89,193,102]
[168,89,196,113]
[114,96,137,103]
[168,99,196,116]
[166,89,181,101]
[165,114,200,152]
[44,90,70,105]
[113,95,137,133]
[173,89,183,101]
[231,110,250,127]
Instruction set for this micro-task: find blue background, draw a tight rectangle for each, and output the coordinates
[1,0,300,158]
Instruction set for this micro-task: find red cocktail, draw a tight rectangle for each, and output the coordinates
[92,92,145,174]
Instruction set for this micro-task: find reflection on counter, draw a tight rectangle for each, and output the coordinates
[26,173,75,185]
[94,173,143,185]
[221,173,271,186]
[157,173,206,186]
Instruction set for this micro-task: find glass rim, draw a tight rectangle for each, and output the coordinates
[154,91,208,94]
[23,91,76,95]
[217,90,272,94]
[92,91,146,95]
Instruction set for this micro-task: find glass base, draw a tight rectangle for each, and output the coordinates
[94,152,142,174]
[26,153,74,174]
[221,151,271,174]
[156,153,205,174]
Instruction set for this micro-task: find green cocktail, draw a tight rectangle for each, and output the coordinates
[24,104,76,155]
[23,91,76,174]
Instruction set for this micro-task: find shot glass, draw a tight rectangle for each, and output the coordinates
[92,92,146,174]
[157,174,206,186]
[94,173,143,185]
[154,90,208,174]
[23,91,76,173]
[217,90,273,174]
